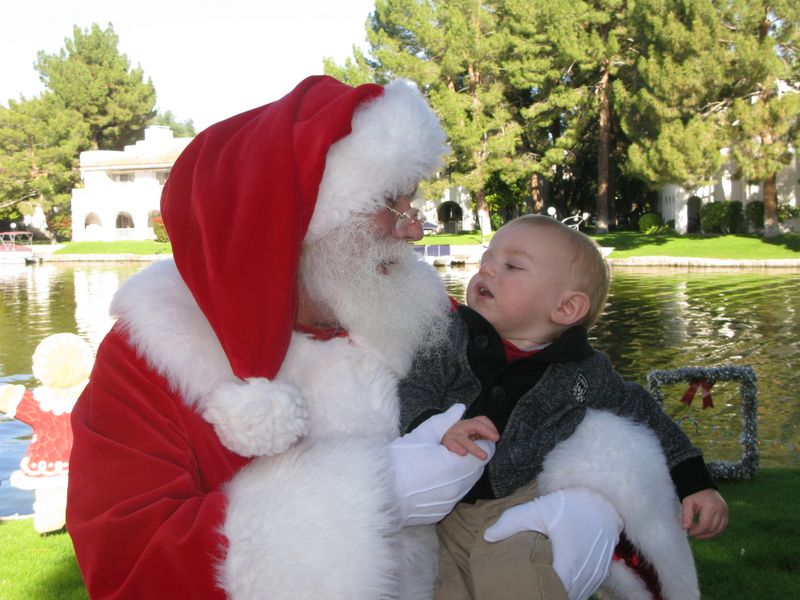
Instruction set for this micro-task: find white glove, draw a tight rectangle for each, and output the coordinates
[484,487,622,600]
[390,404,495,527]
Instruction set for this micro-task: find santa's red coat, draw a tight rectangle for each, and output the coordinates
[68,325,248,599]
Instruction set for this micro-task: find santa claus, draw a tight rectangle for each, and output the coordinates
[66,76,498,600]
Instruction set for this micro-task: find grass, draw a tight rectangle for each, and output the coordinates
[43,232,800,260]
[0,468,796,599]
[53,240,172,255]
[420,230,800,260]
[0,520,86,599]
[688,468,800,599]
[416,231,491,245]
[594,231,800,260]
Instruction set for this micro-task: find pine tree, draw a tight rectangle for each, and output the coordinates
[36,23,157,150]
[328,0,526,234]
[502,0,644,232]
[0,94,88,221]
[721,0,800,237]
[618,0,730,188]
[151,111,197,138]
[619,0,800,237]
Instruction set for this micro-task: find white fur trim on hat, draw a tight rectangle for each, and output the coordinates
[111,259,309,457]
[307,79,450,241]
[202,378,309,457]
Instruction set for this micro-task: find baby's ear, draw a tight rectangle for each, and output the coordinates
[550,291,590,326]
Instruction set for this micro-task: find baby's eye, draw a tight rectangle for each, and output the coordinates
[505,263,520,270]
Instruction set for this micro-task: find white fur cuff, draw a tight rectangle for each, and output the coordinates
[202,378,309,457]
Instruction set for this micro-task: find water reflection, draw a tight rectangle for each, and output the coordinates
[1,262,799,515]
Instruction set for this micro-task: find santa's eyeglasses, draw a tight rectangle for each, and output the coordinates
[385,204,423,227]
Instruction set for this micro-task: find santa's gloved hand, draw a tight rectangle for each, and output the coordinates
[484,487,622,600]
[390,404,495,527]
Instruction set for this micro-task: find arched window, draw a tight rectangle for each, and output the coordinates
[116,212,134,228]
[84,213,102,228]
[437,201,464,234]
[437,201,463,222]
[147,210,161,226]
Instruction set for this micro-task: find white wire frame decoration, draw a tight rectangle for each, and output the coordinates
[647,365,759,481]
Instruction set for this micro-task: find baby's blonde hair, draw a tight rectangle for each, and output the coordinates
[506,214,610,328]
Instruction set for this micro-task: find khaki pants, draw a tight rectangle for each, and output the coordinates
[435,480,568,600]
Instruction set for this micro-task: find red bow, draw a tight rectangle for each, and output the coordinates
[681,381,714,409]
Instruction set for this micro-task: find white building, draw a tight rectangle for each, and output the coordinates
[658,151,799,234]
[416,186,476,233]
[70,126,193,241]
[70,125,477,240]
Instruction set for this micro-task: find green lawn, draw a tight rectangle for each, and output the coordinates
[418,230,800,259]
[1,468,797,599]
[0,519,86,599]
[49,232,800,260]
[595,232,800,260]
[416,231,491,245]
[53,240,172,255]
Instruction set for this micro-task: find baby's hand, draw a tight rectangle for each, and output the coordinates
[442,416,500,460]
[681,488,729,539]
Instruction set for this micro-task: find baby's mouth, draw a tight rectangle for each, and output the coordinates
[477,285,494,299]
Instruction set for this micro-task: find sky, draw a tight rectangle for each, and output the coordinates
[1,0,376,131]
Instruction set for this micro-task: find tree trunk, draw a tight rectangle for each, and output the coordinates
[763,173,779,238]
[528,173,544,214]
[596,65,611,233]
[474,189,492,235]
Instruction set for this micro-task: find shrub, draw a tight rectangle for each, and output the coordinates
[700,201,744,234]
[151,217,169,243]
[779,204,800,223]
[745,201,764,232]
[490,213,504,231]
[47,213,72,242]
[729,201,745,232]
[638,212,664,234]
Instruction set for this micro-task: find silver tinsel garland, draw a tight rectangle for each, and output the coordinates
[647,365,759,481]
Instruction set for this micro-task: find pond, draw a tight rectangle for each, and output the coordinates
[1,261,799,515]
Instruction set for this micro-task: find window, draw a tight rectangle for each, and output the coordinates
[85,213,102,227]
[109,172,135,183]
[116,212,134,228]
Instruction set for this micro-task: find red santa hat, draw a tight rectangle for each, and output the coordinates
[160,76,448,455]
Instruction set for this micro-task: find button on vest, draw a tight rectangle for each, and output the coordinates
[491,386,506,401]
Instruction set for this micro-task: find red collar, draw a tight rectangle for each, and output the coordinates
[502,339,543,362]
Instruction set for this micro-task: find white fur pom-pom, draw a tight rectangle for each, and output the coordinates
[202,378,309,457]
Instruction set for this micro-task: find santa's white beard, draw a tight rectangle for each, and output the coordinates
[300,218,450,375]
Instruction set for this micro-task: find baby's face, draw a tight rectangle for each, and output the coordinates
[466,223,574,343]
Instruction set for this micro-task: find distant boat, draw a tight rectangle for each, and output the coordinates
[0,232,40,264]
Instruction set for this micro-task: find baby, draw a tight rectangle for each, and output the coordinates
[400,214,728,600]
